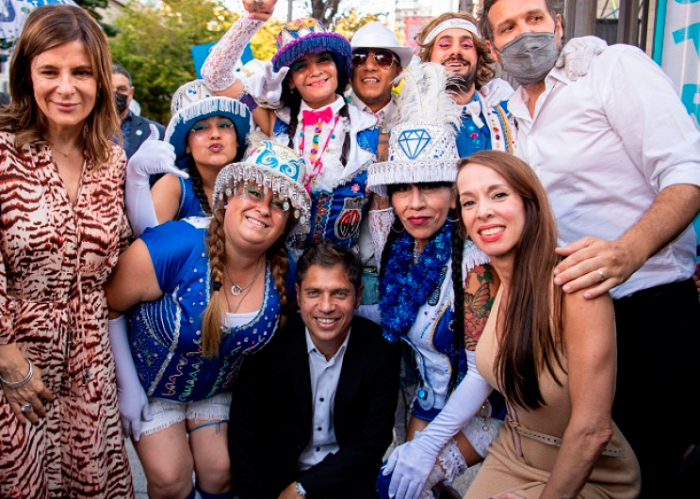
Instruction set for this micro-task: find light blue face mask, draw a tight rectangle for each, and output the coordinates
[496,31,559,85]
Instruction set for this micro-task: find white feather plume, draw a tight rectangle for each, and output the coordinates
[394,62,463,133]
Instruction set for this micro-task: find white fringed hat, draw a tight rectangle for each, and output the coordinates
[213,140,312,236]
[165,80,253,168]
[367,62,462,195]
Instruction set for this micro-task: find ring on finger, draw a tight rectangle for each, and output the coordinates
[596,269,605,282]
[20,403,32,412]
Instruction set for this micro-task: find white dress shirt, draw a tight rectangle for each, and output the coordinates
[297,328,352,471]
[509,44,700,298]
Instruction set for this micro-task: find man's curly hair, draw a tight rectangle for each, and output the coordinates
[415,12,496,89]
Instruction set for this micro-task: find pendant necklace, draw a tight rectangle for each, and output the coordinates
[226,256,263,296]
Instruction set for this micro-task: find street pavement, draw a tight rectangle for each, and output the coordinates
[126,439,477,499]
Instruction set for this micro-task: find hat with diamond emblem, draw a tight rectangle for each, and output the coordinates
[367,62,462,195]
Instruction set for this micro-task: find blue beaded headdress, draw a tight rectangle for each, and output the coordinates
[213,140,312,235]
[165,80,253,169]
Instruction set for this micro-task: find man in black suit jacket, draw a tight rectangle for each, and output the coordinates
[229,240,402,499]
[112,64,165,159]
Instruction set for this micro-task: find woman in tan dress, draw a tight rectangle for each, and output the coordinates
[455,151,640,498]
[0,6,134,498]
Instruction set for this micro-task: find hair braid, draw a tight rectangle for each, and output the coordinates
[338,101,351,166]
[201,206,227,357]
[286,95,302,151]
[379,216,404,280]
[449,218,465,392]
[267,239,290,330]
[188,157,212,216]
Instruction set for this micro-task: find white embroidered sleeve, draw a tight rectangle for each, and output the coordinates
[201,15,264,92]
[369,208,394,270]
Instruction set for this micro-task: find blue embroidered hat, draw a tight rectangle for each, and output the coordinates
[367,63,462,195]
[271,18,352,93]
[213,140,312,235]
[165,80,253,169]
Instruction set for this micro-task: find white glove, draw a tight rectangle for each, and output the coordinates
[556,36,608,81]
[125,124,185,237]
[108,315,153,442]
[239,60,289,109]
[384,350,493,499]
[478,78,514,108]
[384,432,441,499]
[417,439,467,499]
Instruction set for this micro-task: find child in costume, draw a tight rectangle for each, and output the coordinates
[201,0,378,261]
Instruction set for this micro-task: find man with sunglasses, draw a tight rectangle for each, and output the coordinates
[350,22,413,135]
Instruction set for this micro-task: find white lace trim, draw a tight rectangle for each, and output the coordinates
[369,208,394,269]
[461,411,503,458]
[201,15,264,92]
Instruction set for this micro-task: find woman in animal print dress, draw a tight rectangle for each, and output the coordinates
[0,6,134,498]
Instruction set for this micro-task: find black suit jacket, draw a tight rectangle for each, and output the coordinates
[122,113,165,159]
[229,314,401,499]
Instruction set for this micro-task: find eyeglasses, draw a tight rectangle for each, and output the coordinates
[351,49,398,70]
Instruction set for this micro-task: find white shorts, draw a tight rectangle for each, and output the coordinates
[140,392,232,437]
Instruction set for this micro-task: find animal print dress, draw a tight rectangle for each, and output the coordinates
[0,132,134,498]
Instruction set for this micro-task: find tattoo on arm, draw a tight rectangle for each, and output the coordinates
[463,264,499,351]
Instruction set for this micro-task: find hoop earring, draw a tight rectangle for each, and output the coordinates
[447,216,459,223]
[390,224,404,234]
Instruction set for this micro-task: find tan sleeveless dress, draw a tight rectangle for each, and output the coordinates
[467,289,640,498]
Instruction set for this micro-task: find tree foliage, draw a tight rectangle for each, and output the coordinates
[74,0,118,36]
[333,9,379,40]
[109,0,238,123]
[309,0,342,27]
[107,0,393,123]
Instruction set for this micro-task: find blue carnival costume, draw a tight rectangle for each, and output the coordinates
[176,177,207,219]
[456,93,516,157]
[368,63,504,497]
[127,220,286,402]
[272,103,378,256]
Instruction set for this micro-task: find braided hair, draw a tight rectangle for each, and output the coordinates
[200,201,294,358]
[449,214,466,392]
[281,53,351,167]
[187,156,212,216]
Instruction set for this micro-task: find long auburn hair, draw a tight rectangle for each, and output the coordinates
[200,194,294,358]
[415,12,496,89]
[0,5,120,165]
[455,151,564,409]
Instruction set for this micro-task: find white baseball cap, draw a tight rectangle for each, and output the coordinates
[351,22,414,69]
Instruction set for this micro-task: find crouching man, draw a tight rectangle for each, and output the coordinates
[228,239,402,498]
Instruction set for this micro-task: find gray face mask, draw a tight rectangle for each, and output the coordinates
[496,31,559,85]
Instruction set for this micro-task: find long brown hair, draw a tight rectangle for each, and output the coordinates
[456,150,564,409]
[415,12,496,89]
[200,197,294,358]
[0,5,120,165]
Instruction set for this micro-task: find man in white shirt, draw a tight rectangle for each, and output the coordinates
[228,240,401,499]
[480,0,700,496]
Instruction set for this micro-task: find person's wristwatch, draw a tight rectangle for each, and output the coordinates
[296,481,307,497]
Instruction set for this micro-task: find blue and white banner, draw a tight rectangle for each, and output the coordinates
[655,0,700,129]
[1,0,77,41]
